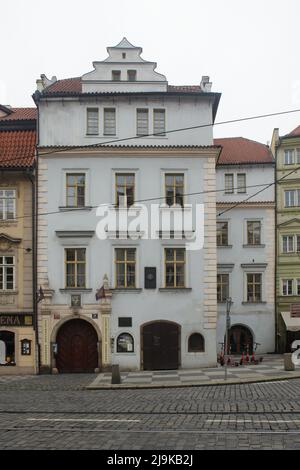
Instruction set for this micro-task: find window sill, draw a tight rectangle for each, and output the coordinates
[217,245,233,249]
[0,290,18,295]
[59,288,92,293]
[0,219,17,224]
[159,288,192,292]
[112,288,142,293]
[242,301,267,305]
[58,206,93,212]
[243,244,265,248]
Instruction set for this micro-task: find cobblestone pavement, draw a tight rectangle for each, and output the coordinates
[0,374,300,449]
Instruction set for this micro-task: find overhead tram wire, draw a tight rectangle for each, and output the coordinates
[2,106,300,166]
[10,160,300,222]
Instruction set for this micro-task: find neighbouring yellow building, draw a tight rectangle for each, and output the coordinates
[0,105,37,374]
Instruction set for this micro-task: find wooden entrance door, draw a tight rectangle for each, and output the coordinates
[229,325,253,354]
[142,322,180,370]
[56,319,98,373]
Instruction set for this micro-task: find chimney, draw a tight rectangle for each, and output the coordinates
[36,74,57,91]
[200,76,212,92]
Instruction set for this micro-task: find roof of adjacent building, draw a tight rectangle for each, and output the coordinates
[40,77,208,96]
[0,107,36,168]
[0,107,37,121]
[283,125,300,138]
[0,130,36,168]
[214,137,274,165]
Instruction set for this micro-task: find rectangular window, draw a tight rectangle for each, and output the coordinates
[86,108,99,135]
[104,108,116,136]
[282,235,294,253]
[66,174,85,207]
[297,280,300,296]
[165,174,184,207]
[216,222,228,246]
[282,279,294,296]
[285,190,296,207]
[153,109,166,136]
[127,70,137,81]
[165,248,185,288]
[225,174,234,194]
[65,248,86,288]
[136,109,149,136]
[115,173,135,207]
[284,149,295,165]
[112,70,121,81]
[0,256,15,290]
[297,149,300,164]
[217,274,229,302]
[0,190,16,220]
[237,173,246,193]
[247,221,261,245]
[247,273,262,302]
[115,248,136,288]
[297,235,300,252]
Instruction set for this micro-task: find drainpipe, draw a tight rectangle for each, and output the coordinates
[274,146,278,353]
[26,167,39,373]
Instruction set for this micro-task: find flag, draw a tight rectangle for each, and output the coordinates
[37,286,45,303]
[95,285,106,300]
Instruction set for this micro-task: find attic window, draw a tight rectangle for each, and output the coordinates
[127,70,137,82]
[112,70,121,81]
[122,53,126,59]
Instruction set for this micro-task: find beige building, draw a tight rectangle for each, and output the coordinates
[0,105,37,374]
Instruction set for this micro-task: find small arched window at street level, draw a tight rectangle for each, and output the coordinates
[117,333,134,353]
[188,333,205,352]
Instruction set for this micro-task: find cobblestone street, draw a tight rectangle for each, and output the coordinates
[0,374,300,449]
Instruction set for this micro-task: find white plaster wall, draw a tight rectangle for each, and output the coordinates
[38,97,214,147]
[44,153,217,369]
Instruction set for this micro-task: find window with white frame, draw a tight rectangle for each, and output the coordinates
[247,273,262,302]
[0,256,15,290]
[225,174,234,194]
[237,173,246,193]
[247,221,261,245]
[0,190,16,220]
[86,108,99,135]
[153,109,166,136]
[136,109,149,136]
[284,190,300,207]
[297,279,300,296]
[297,235,300,252]
[284,149,295,165]
[297,149,300,164]
[104,108,116,136]
[282,279,293,296]
[282,235,295,253]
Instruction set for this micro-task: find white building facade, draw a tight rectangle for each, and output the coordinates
[34,38,222,373]
[215,138,275,355]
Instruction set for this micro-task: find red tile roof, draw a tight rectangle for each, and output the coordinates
[214,137,274,165]
[42,78,205,95]
[0,107,37,121]
[284,125,300,138]
[0,130,36,168]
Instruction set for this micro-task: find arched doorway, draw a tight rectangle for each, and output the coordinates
[56,319,98,373]
[142,321,180,370]
[228,325,253,354]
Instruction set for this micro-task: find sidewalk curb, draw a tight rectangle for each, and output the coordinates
[86,372,300,390]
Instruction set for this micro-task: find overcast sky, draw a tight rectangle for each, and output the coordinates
[2,0,300,143]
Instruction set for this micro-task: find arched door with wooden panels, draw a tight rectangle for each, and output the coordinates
[229,325,253,354]
[56,319,98,373]
[142,321,180,370]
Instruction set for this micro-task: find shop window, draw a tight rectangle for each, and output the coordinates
[21,339,31,356]
[188,333,205,352]
[117,333,134,353]
[0,331,15,365]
